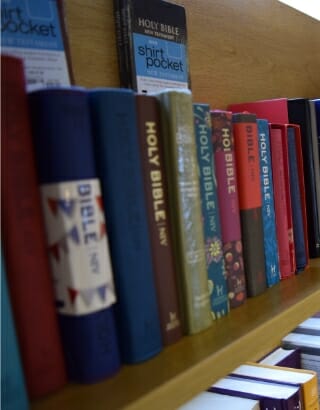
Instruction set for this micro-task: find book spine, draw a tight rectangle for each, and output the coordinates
[210,110,247,308]
[269,125,296,278]
[193,103,229,319]
[29,87,121,383]
[156,89,212,335]
[135,94,182,345]
[1,54,67,398]
[257,119,280,287]
[88,88,163,362]
[1,252,29,410]
[287,126,308,271]
[232,113,267,297]
[302,378,319,410]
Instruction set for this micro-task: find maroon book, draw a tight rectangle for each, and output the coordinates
[135,94,183,345]
[1,54,67,398]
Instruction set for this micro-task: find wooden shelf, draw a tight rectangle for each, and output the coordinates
[32,260,320,410]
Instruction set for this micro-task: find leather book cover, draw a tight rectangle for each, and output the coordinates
[136,93,182,345]
[1,54,67,398]
[232,113,267,297]
[210,110,247,308]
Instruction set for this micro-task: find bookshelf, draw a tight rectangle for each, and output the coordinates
[31,0,320,409]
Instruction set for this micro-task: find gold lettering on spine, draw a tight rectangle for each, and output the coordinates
[145,121,168,246]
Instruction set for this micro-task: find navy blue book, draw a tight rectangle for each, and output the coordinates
[28,87,121,383]
[257,119,280,287]
[1,252,29,410]
[287,125,307,271]
[193,103,229,319]
[88,88,162,363]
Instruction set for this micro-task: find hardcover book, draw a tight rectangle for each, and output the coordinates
[29,87,121,382]
[193,103,229,319]
[210,110,247,308]
[155,89,212,335]
[257,119,280,287]
[1,0,73,90]
[1,252,29,410]
[88,88,163,362]
[135,93,182,345]
[269,124,296,278]
[178,391,260,410]
[259,347,301,369]
[210,375,302,410]
[1,54,67,398]
[231,362,319,410]
[294,318,320,336]
[286,125,308,271]
[232,113,266,297]
[287,99,320,258]
[113,0,190,93]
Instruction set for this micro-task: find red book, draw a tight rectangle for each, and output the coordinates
[1,54,67,398]
[135,94,183,345]
[269,124,296,278]
[210,110,247,308]
[232,113,267,297]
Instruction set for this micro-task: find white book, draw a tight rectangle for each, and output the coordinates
[259,347,299,366]
[294,318,320,335]
[282,332,320,352]
[178,391,260,410]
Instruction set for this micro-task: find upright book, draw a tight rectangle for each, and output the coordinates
[1,0,73,90]
[232,113,266,297]
[259,347,301,369]
[193,103,229,319]
[178,392,260,410]
[210,110,247,308]
[1,252,29,410]
[294,318,320,336]
[135,93,182,345]
[29,87,121,383]
[269,124,296,278]
[113,0,190,93]
[88,88,163,362]
[257,119,280,287]
[155,89,212,335]
[1,54,67,398]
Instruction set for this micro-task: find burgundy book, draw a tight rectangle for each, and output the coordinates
[1,54,67,398]
[232,113,266,297]
[135,94,182,345]
[211,110,247,308]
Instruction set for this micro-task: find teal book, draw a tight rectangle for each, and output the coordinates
[1,252,29,410]
[193,103,229,319]
[257,119,280,287]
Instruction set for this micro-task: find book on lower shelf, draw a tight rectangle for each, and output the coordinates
[258,347,301,369]
[29,87,121,383]
[113,0,191,93]
[294,318,320,336]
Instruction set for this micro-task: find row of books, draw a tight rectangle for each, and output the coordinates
[2,51,320,408]
[179,313,320,410]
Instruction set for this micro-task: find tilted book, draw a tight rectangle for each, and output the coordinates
[1,54,67,398]
[232,113,266,297]
[286,125,308,271]
[29,87,121,382]
[155,89,212,335]
[257,119,280,287]
[232,362,319,410]
[269,124,296,278]
[210,110,247,308]
[1,0,73,90]
[113,0,190,93]
[193,103,229,319]
[88,88,163,362]
[210,375,302,410]
[287,99,320,259]
[1,252,29,410]
[136,93,182,345]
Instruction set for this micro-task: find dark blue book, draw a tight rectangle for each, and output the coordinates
[313,99,320,160]
[28,87,121,383]
[257,119,280,287]
[1,251,29,410]
[287,125,307,271]
[88,88,162,363]
[193,103,229,319]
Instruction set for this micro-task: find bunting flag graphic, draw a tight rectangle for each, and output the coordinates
[96,195,104,213]
[68,226,80,245]
[48,243,60,261]
[68,288,79,305]
[97,284,108,302]
[80,288,96,306]
[58,199,76,217]
[100,222,106,239]
[47,197,59,216]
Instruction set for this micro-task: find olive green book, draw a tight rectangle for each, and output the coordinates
[155,89,212,335]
